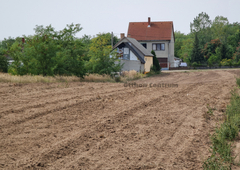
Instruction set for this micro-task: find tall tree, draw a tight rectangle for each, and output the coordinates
[212,16,229,43]
[190,12,212,32]
[190,12,212,48]
[191,33,203,63]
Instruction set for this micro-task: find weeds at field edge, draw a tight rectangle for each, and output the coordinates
[0,70,146,84]
[203,86,240,170]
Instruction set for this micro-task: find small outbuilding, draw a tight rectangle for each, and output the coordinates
[113,36,153,73]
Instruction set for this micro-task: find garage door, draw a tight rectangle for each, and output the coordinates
[157,58,168,68]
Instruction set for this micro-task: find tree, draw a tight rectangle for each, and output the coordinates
[0,42,8,72]
[228,29,240,49]
[190,12,212,48]
[202,39,221,60]
[0,47,8,72]
[86,33,121,74]
[7,24,86,77]
[190,12,212,32]
[151,50,161,72]
[219,43,227,59]
[179,36,194,64]
[80,34,92,61]
[233,43,240,63]
[212,16,229,43]
[174,31,187,58]
[0,37,15,49]
[191,33,204,63]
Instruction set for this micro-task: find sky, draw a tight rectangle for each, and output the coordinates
[1,0,240,41]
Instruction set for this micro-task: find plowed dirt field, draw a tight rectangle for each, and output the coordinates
[1,69,240,170]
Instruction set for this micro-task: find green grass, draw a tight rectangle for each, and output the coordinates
[203,88,240,170]
[236,77,240,87]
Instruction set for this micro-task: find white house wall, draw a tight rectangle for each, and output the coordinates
[130,51,138,60]
[169,30,175,67]
[115,60,144,72]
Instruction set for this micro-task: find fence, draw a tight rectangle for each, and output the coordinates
[169,65,240,70]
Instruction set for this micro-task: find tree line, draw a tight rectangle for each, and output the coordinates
[0,24,121,77]
[175,12,240,67]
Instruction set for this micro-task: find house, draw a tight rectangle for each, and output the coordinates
[113,36,153,73]
[127,17,175,70]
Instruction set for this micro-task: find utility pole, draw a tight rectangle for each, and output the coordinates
[111,32,113,48]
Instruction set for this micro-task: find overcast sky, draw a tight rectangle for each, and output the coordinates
[1,0,240,41]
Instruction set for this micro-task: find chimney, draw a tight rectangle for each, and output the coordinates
[127,34,131,38]
[120,33,125,39]
[22,38,25,44]
[148,17,151,27]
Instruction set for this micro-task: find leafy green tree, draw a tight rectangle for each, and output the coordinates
[190,12,212,48]
[202,39,221,60]
[53,24,86,77]
[211,16,229,43]
[86,33,121,74]
[174,31,187,58]
[190,12,212,32]
[151,50,161,72]
[226,45,235,59]
[0,37,15,49]
[80,34,92,61]
[0,47,8,72]
[7,24,86,77]
[0,42,7,72]
[0,56,8,72]
[233,43,240,63]
[191,33,204,63]
[179,36,194,64]
[0,37,16,73]
[228,29,240,49]
[7,40,26,75]
[219,43,227,59]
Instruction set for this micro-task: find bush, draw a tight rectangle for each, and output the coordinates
[220,58,233,66]
[151,50,161,72]
[192,62,198,68]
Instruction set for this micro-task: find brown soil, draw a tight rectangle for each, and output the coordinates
[1,69,240,170]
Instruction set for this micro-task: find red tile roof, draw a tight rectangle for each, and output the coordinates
[127,21,174,41]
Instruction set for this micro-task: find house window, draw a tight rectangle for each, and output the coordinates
[123,47,129,54]
[141,43,147,49]
[123,47,130,60]
[152,43,165,51]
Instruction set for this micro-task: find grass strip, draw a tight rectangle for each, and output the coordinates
[203,79,240,169]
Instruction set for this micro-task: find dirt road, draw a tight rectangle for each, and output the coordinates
[1,69,240,170]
